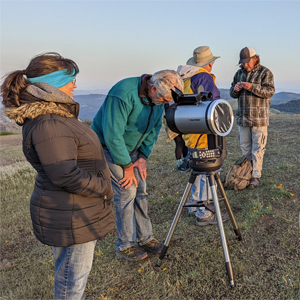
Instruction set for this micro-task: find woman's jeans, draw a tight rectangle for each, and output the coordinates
[103,148,153,252]
[53,240,97,300]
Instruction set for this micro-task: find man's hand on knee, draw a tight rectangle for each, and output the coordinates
[133,158,147,181]
[119,169,138,189]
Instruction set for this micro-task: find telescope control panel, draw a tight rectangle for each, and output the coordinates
[192,149,221,160]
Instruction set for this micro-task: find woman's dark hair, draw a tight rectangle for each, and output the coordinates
[1,52,79,108]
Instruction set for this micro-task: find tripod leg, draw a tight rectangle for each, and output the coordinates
[208,175,234,288]
[215,173,242,241]
[156,172,196,267]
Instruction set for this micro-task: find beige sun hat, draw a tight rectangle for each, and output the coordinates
[186,46,220,67]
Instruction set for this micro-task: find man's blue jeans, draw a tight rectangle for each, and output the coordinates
[53,240,97,300]
[103,148,153,251]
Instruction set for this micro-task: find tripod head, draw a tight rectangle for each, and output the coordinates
[189,135,227,172]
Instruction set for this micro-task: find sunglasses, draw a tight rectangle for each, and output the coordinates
[71,78,76,85]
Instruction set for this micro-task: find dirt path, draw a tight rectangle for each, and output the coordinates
[0,134,23,166]
[0,134,22,147]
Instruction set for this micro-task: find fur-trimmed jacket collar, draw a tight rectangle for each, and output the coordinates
[5,82,79,125]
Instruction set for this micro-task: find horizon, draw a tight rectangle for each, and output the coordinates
[1,87,299,102]
[1,1,300,93]
[73,87,300,96]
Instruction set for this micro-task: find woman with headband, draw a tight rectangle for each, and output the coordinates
[1,52,115,299]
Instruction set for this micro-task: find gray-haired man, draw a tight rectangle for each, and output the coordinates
[92,70,184,261]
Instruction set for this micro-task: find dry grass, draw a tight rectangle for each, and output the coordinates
[1,114,300,299]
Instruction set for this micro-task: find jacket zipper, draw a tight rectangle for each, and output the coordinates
[131,105,154,153]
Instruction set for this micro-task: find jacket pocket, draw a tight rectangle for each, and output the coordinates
[97,172,114,201]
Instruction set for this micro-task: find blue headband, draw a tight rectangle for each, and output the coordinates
[26,69,77,88]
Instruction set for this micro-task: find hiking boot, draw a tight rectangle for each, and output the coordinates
[249,177,260,188]
[116,245,148,261]
[140,239,163,254]
[186,200,197,216]
[188,209,196,217]
[196,213,229,226]
[177,163,190,173]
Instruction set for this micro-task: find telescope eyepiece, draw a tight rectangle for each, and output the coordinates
[199,92,212,101]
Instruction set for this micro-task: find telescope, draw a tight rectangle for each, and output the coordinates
[166,87,234,137]
[165,87,234,172]
[157,88,242,288]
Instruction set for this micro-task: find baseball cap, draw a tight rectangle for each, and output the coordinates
[239,47,256,64]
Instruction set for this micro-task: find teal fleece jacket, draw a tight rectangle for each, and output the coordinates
[91,75,164,168]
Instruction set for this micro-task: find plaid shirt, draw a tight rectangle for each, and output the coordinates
[230,65,275,127]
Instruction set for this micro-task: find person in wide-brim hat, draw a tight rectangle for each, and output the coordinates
[176,46,229,227]
[186,46,220,67]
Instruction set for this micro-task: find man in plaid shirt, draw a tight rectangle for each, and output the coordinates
[230,47,275,188]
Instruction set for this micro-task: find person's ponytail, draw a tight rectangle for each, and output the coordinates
[1,52,79,108]
[1,70,28,108]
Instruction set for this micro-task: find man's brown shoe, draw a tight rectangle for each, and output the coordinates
[140,239,163,254]
[249,177,260,188]
[116,246,148,261]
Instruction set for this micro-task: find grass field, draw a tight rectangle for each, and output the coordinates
[1,114,300,299]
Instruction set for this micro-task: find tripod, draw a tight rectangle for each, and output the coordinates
[156,167,242,288]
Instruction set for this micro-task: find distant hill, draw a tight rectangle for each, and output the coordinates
[227,99,238,111]
[271,92,300,104]
[222,91,300,115]
[0,103,22,133]
[219,90,300,105]
[73,94,106,121]
[219,89,233,100]
[74,89,238,121]
[74,89,109,96]
[1,90,300,129]
[270,99,300,114]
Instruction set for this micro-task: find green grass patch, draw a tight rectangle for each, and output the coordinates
[0,131,14,136]
[1,114,300,299]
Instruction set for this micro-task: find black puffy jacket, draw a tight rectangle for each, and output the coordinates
[8,83,115,247]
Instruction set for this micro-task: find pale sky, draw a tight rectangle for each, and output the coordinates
[1,0,300,93]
